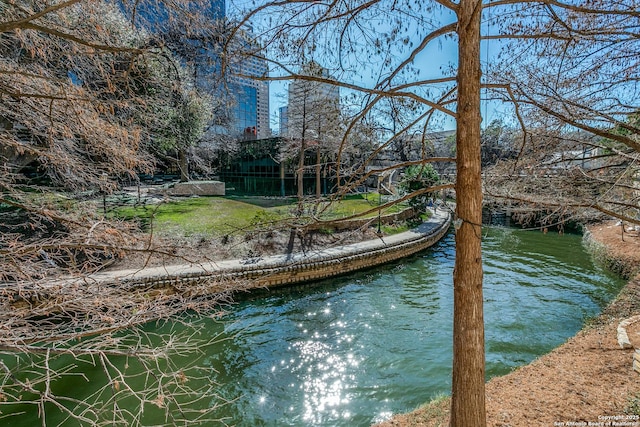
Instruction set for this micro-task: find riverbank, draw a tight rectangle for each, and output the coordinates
[376,220,640,427]
[70,208,451,290]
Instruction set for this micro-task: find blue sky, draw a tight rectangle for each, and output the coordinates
[228,1,513,134]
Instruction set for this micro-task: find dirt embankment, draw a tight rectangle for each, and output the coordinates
[377,221,640,427]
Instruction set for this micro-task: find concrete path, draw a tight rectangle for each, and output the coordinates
[68,207,452,289]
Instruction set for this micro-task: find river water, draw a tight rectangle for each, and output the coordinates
[5,227,625,426]
[201,227,623,426]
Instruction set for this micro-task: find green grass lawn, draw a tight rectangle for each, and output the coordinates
[117,197,268,237]
[115,193,412,238]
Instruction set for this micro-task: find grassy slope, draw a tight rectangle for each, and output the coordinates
[116,194,410,238]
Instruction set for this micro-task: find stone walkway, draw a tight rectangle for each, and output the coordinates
[67,207,452,290]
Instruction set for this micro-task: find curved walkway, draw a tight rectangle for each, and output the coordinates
[72,207,452,291]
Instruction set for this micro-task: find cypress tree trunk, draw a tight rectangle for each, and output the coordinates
[297,99,307,215]
[297,134,306,215]
[178,148,189,182]
[316,145,321,200]
[451,0,486,426]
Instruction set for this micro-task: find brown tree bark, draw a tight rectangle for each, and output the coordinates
[297,136,306,215]
[179,148,190,182]
[316,145,322,199]
[451,0,486,426]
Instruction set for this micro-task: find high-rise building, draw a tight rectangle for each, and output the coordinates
[286,61,340,140]
[128,0,269,141]
[127,0,226,29]
[278,106,289,136]
[228,29,270,139]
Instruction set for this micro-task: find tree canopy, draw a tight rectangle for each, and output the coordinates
[485,0,640,226]
[0,2,231,425]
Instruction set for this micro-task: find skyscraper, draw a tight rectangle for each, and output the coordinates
[227,27,270,139]
[127,0,269,141]
[286,61,340,140]
[278,106,289,136]
[125,0,226,29]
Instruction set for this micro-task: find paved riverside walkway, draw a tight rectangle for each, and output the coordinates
[70,207,452,290]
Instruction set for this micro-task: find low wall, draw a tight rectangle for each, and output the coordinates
[86,209,452,291]
[164,180,225,196]
[241,225,448,288]
[307,207,418,231]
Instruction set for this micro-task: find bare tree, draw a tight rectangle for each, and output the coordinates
[0,1,238,424]
[230,0,640,425]
[485,0,640,226]
[229,0,485,424]
[0,0,215,280]
[282,60,342,211]
[451,2,485,423]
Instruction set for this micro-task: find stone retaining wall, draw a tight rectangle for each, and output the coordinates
[97,209,452,291]
[164,180,225,196]
[307,207,418,231]
[252,229,447,288]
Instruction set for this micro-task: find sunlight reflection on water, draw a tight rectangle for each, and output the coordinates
[6,228,619,427]
[288,314,363,424]
[205,229,625,426]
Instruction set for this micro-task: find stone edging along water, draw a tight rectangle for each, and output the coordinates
[73,208,452,291]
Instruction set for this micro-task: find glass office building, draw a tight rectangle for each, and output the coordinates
[232,83,258,138]
[128,0,269,140]
[227,27,270,140]
[125,0,226,27]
